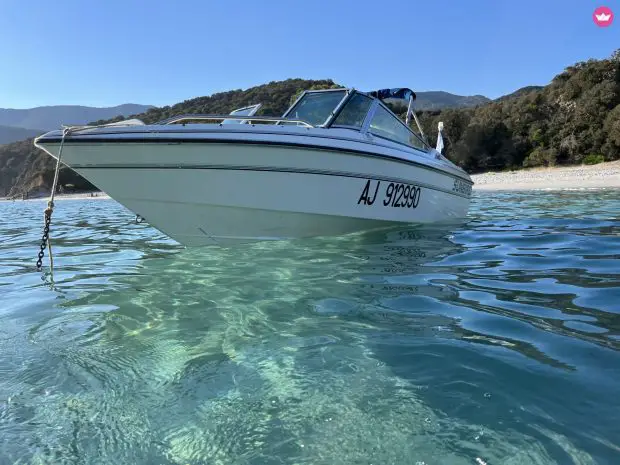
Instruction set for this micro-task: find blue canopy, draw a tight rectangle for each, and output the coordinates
[368,88,416,102]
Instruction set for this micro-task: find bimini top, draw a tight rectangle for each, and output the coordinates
[367,88,416,102]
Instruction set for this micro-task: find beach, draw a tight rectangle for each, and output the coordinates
[0,191,111,202]
[471,160,620,190]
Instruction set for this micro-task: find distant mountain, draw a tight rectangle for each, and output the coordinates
[0,125,46,145]
[414,91,491,110]
[0,104,154,131]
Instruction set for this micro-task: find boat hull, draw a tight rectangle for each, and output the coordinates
[35,137,472,246]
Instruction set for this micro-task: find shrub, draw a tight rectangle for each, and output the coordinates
[583,154,605,165]
[523,147,557,167]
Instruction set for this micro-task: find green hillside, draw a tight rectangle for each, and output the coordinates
[413,91,490,110]
[418,49,620,173]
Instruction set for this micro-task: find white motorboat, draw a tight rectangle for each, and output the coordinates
[34,87,473,246]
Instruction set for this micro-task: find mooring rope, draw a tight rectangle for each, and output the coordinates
[36,127,70,273]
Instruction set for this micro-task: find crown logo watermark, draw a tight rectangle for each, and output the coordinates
[596,12,611,21]
[593,6,614,27]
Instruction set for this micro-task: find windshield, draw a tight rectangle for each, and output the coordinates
[369,104,427,150]
[332,93,373,128]
[285,90,347,126]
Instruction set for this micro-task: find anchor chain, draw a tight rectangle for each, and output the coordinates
[36,203,54,271]
[35,127,69,272]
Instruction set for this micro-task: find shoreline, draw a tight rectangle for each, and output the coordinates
[1,162,619,202]
[471,160,620,191]
[0,192,111,202]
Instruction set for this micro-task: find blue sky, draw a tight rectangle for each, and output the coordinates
[0,0,618,108]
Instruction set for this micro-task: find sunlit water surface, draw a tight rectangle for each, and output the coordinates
[1,189,619,465]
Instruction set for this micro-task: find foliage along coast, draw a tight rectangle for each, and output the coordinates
[417,50,620,175]
[0,50,619,198]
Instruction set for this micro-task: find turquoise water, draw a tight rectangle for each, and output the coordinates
[1,190,619,464]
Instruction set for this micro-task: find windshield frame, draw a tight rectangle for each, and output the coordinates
[362,98,430,151]
[327,90,430,152]
[280,88,430,152]
[281,88,352,127]
[222,103,262,124]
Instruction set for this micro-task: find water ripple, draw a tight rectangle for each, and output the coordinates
[0,189,619,464]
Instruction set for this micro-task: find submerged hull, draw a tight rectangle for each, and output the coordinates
[35,127,472,246]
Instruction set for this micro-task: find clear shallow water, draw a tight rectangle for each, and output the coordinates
[0,190,619,465]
